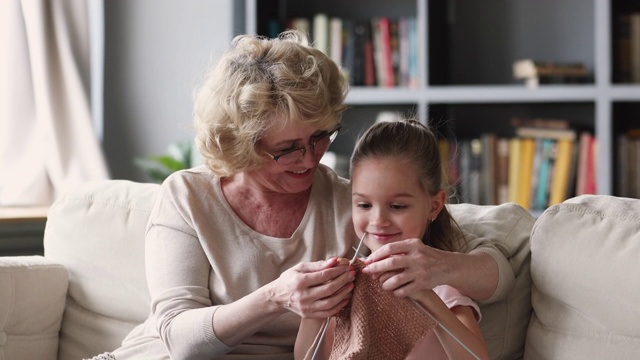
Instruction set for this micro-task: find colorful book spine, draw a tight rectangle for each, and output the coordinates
[549,139,574,205]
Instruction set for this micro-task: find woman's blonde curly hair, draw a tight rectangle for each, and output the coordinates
[193,30,348,177]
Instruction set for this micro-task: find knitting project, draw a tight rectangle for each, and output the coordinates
[329,259,437,360]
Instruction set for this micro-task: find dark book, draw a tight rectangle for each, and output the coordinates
[469,138,483,205]
[341,19,356,85]
[389,18,401,86]
[353,20,373,86]
[615,14,632,83]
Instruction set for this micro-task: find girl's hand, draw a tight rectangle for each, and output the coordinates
[269,257,355,319]
[362,238,452,298]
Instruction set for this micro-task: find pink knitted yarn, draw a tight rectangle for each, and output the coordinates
[329,259,437,360]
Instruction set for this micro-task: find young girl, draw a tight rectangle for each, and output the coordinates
[295,119,490,360]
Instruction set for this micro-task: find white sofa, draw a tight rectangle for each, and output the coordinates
[1,180,639,359]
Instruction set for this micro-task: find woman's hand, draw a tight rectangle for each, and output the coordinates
[361,238,453,298]
[269,257,355,319]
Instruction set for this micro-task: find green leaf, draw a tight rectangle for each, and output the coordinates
[133,140,198,183]
[150,155,186,172]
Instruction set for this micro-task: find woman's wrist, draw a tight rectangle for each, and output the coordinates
[260,281,293,316]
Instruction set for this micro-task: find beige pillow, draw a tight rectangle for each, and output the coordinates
[525,195,640,359]
[0,256,68,360]
[45,180,160,360]
[448,202,535,360]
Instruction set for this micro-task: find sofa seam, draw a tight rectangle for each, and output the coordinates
[528,321,640,343]
[543,204,640,222]
[52,196,155,214]
[0,265,67,273]
[2,273,16,331]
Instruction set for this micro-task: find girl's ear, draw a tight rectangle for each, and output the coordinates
[430,189,447,220]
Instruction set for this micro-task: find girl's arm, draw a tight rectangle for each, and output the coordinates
[410,290,490,360]
[295,318,335,360]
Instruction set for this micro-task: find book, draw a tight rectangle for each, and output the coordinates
[352,20,368,86]
[515,127,577,141]
[469,139,483,205]
[615,14,632,83]
[290,18,311,38]
[622,131,640,198]
[533,139,556,210]
[341,19,355,84]
[576,132,597,195]
[518,138,536,210]
[407,17,419,88]
[363,22,376,86]
[510,117,570,130]
[447,140,460,191]
[329,17,343,67]
[617,132,631,197]
[507,137,522,204]
[632,137,640,198]
[565,134,580,199]
[496,137,510,204]
[528,138,544,209]
[267,19,280,39]
[630,13,640,83]
[389,18,401,86]
[398,17,410,87]
[458,140,472,203]
[480,133,497,205]
[549,138,575,205]
[313,13,329,55]
[371,17,394,87]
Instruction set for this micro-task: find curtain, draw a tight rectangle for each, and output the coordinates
[0,0,109,206]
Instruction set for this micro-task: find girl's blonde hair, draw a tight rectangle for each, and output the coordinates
[193,30,348,177]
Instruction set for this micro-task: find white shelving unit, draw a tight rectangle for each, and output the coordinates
[243,0,640,198]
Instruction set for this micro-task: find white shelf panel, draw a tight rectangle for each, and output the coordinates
[425,85,598,104]
[345,88,422,104]
[608,86,640,101]
[346,85,598,105]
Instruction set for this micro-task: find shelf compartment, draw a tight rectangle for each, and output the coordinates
[430,0,595,86]
[612,101,640,198]
[610,0,640,84]
[427,102,595,139]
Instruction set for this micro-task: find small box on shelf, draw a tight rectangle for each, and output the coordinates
[512,59,591,88]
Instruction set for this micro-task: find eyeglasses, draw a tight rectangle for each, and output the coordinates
[265,125,341,166]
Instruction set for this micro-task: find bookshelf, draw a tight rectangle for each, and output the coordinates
[0,206,48,256]
[243,0,640,207]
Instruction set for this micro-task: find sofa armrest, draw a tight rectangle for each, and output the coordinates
[0,256,68,360]
[525,195,640,359]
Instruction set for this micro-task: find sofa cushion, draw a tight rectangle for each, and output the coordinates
[448,202,534,360]
[525,195,640,359]
[44,180,160,360]
[0,256,68,360]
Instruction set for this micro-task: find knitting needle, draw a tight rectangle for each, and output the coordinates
[310,231,368,359]
[350,231,367,263]
[410,298,481,360]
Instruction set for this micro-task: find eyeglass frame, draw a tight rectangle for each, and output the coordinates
[263,125,341,166]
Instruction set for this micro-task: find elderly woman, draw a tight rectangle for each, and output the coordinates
[101,31,513,360]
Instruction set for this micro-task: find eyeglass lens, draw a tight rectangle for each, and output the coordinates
[276,129,338,165]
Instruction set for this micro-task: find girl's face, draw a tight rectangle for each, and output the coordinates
[252,118,332,195]
[351,157,441,251]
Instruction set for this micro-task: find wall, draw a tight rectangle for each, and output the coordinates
[103,0,241,181]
